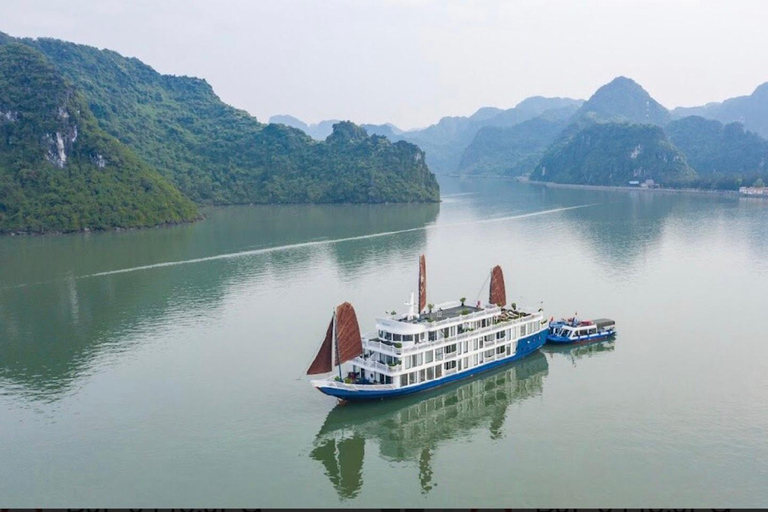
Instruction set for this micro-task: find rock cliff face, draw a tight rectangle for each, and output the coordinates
[0,43,198,233]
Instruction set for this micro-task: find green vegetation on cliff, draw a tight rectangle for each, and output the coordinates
[23,36,439,205]
[531,122,695,186]
[0,43,198,234]
[666,116,768,189]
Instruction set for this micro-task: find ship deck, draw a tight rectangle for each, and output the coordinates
[415,305,482,323]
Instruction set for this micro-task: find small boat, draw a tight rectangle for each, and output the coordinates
[307,255,549,401]
[547,316,615,344]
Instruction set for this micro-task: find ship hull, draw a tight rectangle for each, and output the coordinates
[546,330,615,344]
[313,329,547,401]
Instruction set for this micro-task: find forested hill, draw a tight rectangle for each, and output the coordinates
[1,32,439,224]
[531,122,695,186]
[666,116,768,188]
[0,43,198,234]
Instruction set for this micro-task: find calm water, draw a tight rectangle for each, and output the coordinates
[1,178,767,507]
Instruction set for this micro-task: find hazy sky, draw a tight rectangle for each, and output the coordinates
[1,0,766,129]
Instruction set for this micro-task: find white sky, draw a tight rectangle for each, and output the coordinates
[1,0,766,129]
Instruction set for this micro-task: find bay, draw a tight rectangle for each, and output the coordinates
[1,177,767,507]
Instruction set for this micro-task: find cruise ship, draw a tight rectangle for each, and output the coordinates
[306,255,549,400]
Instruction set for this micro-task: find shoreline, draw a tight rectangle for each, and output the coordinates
[518,177,745,197]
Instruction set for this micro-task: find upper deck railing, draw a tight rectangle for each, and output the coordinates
[363,307,545,356]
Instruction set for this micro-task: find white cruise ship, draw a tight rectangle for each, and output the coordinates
[306,255,548,400]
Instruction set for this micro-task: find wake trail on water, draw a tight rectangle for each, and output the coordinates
[79,203,598,279]
[1,203,599,289]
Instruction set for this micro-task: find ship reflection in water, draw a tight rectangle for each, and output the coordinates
[310,351,549,499]
[541,338,616,366]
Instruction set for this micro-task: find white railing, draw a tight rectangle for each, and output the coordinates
[364,310,545,356]
[363,338,402,355]
[356,357,401,374]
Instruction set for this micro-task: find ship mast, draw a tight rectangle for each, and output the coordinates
[332,308,342,381]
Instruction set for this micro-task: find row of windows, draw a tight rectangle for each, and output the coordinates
[402,330,528,369]
[380,320,537,347]
[399,343,516,386]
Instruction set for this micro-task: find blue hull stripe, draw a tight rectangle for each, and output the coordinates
[315,329,548,401]
[546,331,615,344]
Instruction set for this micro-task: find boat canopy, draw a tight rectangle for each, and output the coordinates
[593,318,615,329]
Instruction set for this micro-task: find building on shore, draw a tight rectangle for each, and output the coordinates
[739,186,768,196]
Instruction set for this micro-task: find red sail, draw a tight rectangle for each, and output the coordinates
[334,302,363,366]
[418,254,427,313]
[489,265,506,307]
[307,318,334,375]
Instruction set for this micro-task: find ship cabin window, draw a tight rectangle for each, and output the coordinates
[463,357,469,369]
[496,330,505,340]
[393,333,402,342]
[416,353,423,366]
[435,347,444,360]
[435,364,443,378]
[400,375,408,386]
[427,366,434,380]
[506,344,511,355]
[445,344,457,354]
[473,354,479,366]
[404,357,412,370]
[425,350,434,363]
[479,338,484,349]
[428,330,438,342]
[463,340,468,353]
[408,372,418,385]
[419,369,426,382]
[383,331,392,341]
[442,328,450,339]
[449,326,457,337]
[444,360,457,371]
[402,334,413,343]
[484,334,493,342]
[473,339,479,350]
[496,345,505,355]
[521,324,527,336]
[485,349,495,358]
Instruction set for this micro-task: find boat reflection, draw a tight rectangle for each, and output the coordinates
[310,351,549,499]
[542,338,615,366]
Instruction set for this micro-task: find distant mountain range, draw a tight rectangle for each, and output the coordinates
[531,77,768,187]
[279,75,768,189]
[0,32,439,234]
[672,83,768,139]
[273,97,584,174]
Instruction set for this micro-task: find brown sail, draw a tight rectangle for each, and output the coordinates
[418,254,427,313]
[307,318,334,375]
[489,265,506,307]
[334,302,363,365]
